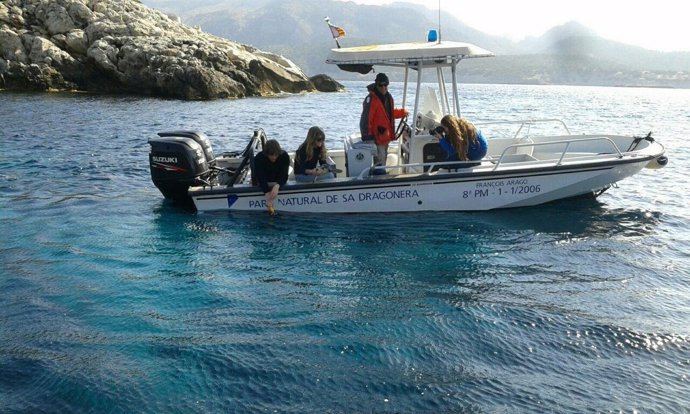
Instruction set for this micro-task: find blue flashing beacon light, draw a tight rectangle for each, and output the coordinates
[427,29,438,42]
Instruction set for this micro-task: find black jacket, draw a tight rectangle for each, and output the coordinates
[254,151,290,193]
[293,145,324,175]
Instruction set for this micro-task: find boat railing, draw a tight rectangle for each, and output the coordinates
[491,136,624,171]
[475,118,572,139]
[356,160,484,179]
[356,136,626,179]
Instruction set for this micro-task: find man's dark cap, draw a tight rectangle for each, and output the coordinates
[375,73,389,85]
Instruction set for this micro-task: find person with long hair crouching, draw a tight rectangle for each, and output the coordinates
[294,126,336,182]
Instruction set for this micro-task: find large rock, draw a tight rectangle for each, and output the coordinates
[0,0,319,99]
[310,74,345,92]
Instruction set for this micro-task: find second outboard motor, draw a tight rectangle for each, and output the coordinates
[148,131,215,202]
[158,130,215,165]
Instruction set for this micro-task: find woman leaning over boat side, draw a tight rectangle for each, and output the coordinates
[294,126,336,182]
[434,115,488,168]
[254,139,290,212]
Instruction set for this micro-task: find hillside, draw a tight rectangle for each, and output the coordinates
[142,0,690,88]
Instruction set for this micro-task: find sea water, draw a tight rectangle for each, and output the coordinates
[1,82,690,413]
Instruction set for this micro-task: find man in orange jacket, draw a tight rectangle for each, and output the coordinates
[359,73,407,168]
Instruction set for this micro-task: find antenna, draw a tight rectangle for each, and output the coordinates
[437,0,442,43]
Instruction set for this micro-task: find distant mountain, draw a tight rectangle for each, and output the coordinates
[142,0,518,70]
[141,0,690,88]
[518,21,690,73]
[517,21,597,53]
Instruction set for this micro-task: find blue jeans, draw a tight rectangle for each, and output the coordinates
[295,173,335,182]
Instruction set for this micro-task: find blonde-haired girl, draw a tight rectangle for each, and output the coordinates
[294,126,336,182]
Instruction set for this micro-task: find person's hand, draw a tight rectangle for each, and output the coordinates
[265,184,279,204]
[264,193,276,215]
[270,184,280,199]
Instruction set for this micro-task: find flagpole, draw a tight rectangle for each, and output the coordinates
[324,17,342,49]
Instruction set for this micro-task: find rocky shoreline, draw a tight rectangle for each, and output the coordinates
[0,0,342,99]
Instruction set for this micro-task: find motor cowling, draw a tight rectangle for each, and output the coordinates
[149,131,215,202]
[158,130,215,165]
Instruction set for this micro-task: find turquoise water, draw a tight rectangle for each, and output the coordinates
[2,83,690,412]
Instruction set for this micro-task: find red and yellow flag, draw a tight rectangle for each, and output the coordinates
[324,17,346,39]
[329,23,346,39]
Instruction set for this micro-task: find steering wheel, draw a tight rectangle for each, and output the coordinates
[395,115,410,140]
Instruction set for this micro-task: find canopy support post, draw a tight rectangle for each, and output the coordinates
[413,62,423,138]
[451,58,460,116]
[402,65,409,108]
[437,65,451,115]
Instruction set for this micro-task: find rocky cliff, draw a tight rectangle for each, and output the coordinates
[0,0,321,99]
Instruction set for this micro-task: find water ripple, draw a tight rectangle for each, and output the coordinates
[2,85,690,412]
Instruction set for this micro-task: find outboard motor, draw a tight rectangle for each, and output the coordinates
[148,131,215,202]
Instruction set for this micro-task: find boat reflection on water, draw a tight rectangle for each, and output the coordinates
[148,195,661,311]
[151,192,662,263]
[469,197,662,239]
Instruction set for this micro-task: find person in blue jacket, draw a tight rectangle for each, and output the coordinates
[433,114,488,168]
[294,126,336,182]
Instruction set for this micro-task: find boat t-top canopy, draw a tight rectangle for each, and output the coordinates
[326,40,494,123]
[326,40,494,68]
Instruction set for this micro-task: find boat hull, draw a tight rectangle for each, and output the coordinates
[190,157,650,213]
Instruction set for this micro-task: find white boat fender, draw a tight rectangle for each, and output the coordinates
[646,155,668,169]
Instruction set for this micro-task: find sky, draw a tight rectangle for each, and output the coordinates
[340,0,690,52]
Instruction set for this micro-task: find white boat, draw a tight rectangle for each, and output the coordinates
[148,39,667,213]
